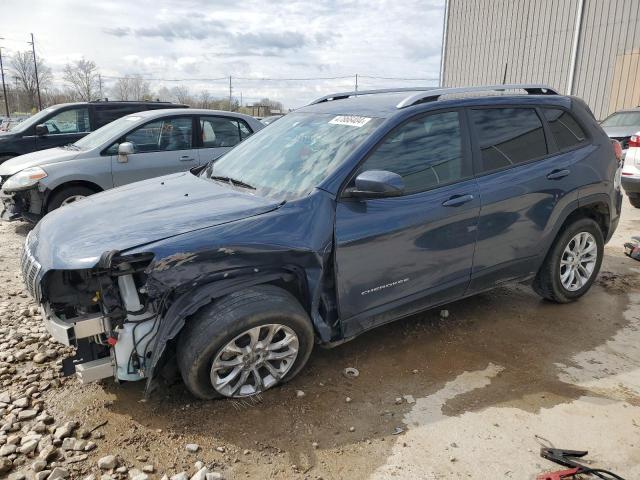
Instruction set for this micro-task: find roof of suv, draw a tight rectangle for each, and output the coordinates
[127,108,261,121]
[46,101,186,109]
[298,84,571,118]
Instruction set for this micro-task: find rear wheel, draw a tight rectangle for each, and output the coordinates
[177,285,314,400]
[47,185,96,212]
[533,218,604,303]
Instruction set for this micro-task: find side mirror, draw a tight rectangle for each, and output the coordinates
[35,124,49,136]
[117,142,135,163]
[344,170,405,199]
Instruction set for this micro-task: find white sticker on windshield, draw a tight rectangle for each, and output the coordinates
[329,115,372,127]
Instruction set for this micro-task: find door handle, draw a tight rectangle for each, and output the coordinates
[546,169,570,180]
[179,155,195,162]
[442,194,474,207]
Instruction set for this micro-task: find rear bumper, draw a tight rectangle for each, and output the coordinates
[0,187,44,222]
[622,175,640,195]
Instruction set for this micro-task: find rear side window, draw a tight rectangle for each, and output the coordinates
[358,111,468,194]
[470,108,548,173]
[543,108,587,151]
[95,105,144,128]
[199,117,252,148]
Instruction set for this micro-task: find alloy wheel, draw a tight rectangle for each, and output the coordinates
[560,231,597,292]
[210,323,299,397]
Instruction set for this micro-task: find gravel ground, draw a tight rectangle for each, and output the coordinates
[0,198,639,479]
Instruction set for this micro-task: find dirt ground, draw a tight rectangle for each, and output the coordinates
[1,198,640,479]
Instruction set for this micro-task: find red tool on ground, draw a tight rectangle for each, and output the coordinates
[537,447,625,480]
[537,467,582,480]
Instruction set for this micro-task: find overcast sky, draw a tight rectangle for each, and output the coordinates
[1,0,445,108]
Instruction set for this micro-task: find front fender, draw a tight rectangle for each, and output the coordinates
[143,267,309,395]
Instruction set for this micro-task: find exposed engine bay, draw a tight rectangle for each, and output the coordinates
[42,251,163,384]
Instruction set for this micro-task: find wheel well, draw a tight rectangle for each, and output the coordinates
[46,181,103,212]
[265,275,310,312]
[563,202,610,238]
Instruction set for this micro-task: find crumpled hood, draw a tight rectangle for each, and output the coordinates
[0,147,81,176]
[602,126,640,139]
[28,172,281,271]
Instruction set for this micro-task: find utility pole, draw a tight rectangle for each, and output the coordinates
[29,33,42,110]
[98,74,103,99]
[228,75,232,111]
[355,73,358,94]
[0,46,9,117]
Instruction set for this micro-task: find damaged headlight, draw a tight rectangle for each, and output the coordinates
[3,167,47,191]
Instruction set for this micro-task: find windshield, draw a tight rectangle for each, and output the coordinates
[601,111,640,128]
[9,108,55,132]
[73,115,142,150]
[202,112,382,198]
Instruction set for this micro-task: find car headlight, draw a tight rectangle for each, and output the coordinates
[2,167,48,191]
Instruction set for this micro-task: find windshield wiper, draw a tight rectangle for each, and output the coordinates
[210,175,256,190]
[61,143,80,150]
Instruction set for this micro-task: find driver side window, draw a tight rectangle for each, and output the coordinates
[357,111,468,195]
[108,117,193,154]
[43,108,90,134]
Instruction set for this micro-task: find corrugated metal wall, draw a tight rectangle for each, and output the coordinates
[442,0,640,119]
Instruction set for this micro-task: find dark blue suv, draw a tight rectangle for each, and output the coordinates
[23,84,622,399]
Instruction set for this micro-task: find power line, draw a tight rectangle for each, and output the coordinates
[100,75,228,82]
[99,73,438,83]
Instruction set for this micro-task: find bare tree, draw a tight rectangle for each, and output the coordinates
[63,58,100,101]
[130,75,151,101]
[171,85,193,105]
[111,75,151,101]
[259,97,284,112]
[111,77,132,101]
[197,90,213,109]
[156,86,172,102]
[10,50,52,111]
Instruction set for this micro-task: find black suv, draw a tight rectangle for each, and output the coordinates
[0,100,188,163]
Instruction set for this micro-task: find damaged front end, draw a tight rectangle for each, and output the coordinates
[29,246,162,385]
[0,187,43,222]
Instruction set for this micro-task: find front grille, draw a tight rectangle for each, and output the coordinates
[612,136,630,149]
[21,241,42,302]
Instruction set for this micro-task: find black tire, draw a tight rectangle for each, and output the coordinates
[47,185,96,212]
[177,285,314,400]
[533,218,604,303]
[629,196,640,209]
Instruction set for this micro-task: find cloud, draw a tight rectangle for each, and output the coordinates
[102,26,131,37]
[6,0,445,107]
[134,18,226,41]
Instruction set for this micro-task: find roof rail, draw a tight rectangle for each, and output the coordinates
[395,84,558,109]
[89,99,177,103]
[309,87,437,106]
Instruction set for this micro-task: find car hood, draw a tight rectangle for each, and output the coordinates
[0,147,82,176]
[602,126,640,138]
[28,172,282,271]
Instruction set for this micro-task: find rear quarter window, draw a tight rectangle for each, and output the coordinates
[470,107,548,173]
[542,108,587,151]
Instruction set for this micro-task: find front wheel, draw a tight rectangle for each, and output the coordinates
[533,218,604,303]
[177,285,314,400]
[47,185,96,212]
